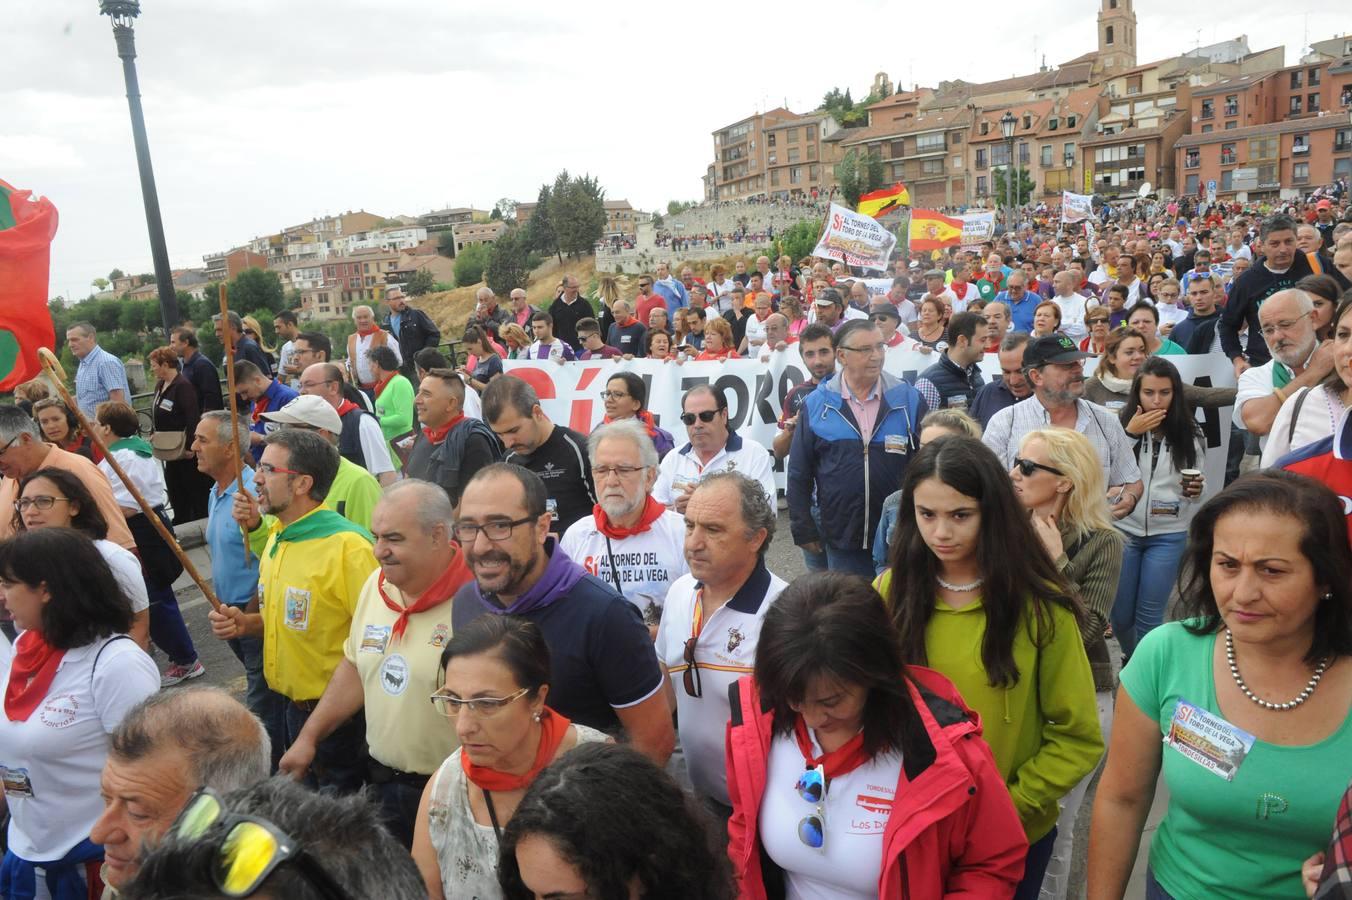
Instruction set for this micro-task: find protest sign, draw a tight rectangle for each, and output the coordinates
[811,203,897,272]
[957,211,995,250]
[1062,191,1094,224]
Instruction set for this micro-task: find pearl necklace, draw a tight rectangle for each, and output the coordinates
[1225,629,1329,711]
[936,575,984,592]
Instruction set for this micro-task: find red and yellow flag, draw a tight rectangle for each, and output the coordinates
[908,209,964,251]
[0,179,58,391]
[856,183,911,219]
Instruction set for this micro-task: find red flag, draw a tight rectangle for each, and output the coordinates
[0,179,58,391]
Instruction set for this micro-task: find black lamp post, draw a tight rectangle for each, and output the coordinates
[99,0,179,338]
[1000,112,1017,233]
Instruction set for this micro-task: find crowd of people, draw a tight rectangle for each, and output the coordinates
[0,196,1351,899]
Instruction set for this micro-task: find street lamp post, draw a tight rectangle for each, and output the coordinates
[99,0,180,338]
[1000,112,1017,234]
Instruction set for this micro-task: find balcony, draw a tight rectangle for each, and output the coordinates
[1292,143,1310,155]
[1293,173,1310,184]
[1200,108,1215,119]
[1220,153,1237,165]
[1224,104,1238,116]
[1184,156,1200,169]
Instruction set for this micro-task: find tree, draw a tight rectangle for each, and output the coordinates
[91,277,110,293]
[553,172,606,258]
[108,268,125,282]
[227,267,285,315]
[992,166,1036,207]
[437,230,457,257]
[776,219,824,262]
[494,197,517,221]
[834,148,886,209]
[453,243,492,287]
[405,269,436,296]
[489,207,502,220]
[666,200,696,216]
[135,273,156,286]
[817,85,882,127]
[485,228,531,297]
[524,183,561,265]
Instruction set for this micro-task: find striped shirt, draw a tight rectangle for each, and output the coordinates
[983,394,1142,487]
[74,344,130,416]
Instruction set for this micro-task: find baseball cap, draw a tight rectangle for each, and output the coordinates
[1317,199,1332,210]
[814,288,842,307]
[908,260,921,270]
[1021,334,1092,369]
[924,269,946,280]
[868,303,900,321]
[261,395,342,434]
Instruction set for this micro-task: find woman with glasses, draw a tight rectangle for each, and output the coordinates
[598,372,674,460]
[1010,427,1124,897]
[412,615,608,900]
[1262,296,1352,466]
[1080,307,1112,355]
[880,436,1104,899]
[695,317,739,360]
[0,528,158,898]
[31,398,99,463]
[726,571,1027,900]
[499,742,734,900]
[13,467,150,648]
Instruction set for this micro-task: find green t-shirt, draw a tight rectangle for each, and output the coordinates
[324,457,382,531]
[1121,622,1352,899]
[374,375,414,472]
[1153,338,1187,356]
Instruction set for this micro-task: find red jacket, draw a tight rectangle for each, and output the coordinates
[725,667,1027,900]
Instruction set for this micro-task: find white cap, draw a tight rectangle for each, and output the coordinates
[260,394,342,435]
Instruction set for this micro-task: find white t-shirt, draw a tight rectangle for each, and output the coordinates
[560,511,689,627]
[743,313,773,351]
[759,729,903,899]
[652,434,777,509]
[0,635,158,859]
[356,414,395,476]
[1155,303,1188,329]
[351,332,402,385]
[656,567,786,804]
[97,539,150,613]
[99,448,167,510]
[1052,293,1089,342]
[1233,358,1288,448]
[278,339,298,388]
[926,287,960,313]
[1260,384,1347,467]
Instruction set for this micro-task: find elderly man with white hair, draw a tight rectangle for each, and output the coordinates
[561,419,688,633]
[345,305,400,396]
[1234,288,1333,454]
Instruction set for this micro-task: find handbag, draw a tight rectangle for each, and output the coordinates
[151,429,189,461]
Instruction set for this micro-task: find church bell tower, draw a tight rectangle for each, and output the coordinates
[1097,0,1137,71]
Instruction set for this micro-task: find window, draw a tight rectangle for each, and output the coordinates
[953,155,963,169]
[1257,164,1278,185]
[1309,93,1320,113]
[767,152,776,165]
[1067,115,1078,128]
[1184,148,1200,168]
[1022,114,1032,130]
[992,143,1010,166]
[1048,117,1059,130]
[1343,86,1352,108]
[1184,174,1199,194]
[770,170,780,187]
[767,133,775,147]
[1250,136,1278,159]
[1106,25,1114,44]
[787,128,799,142]
[977,175,988,194]
[1200,99,1214,119]
[1336,129,1352,153]
[1291,70,1303,89]
[1224,95,1238,116]
[1225,121,1237,130]
[1292,134,1310,154]
[921,158,944,175]
[789,166,802,184]
[1221,170,1233,191]
[1309,68,1321,87]
[1019,142,1030,164]
[1064,142,1076,163]
[809,164,820,180]
[951,131,962,144]
[1289,96,1302,115]
[916,133,945,152]
[1041,144,1053,167]
[890,140,905,158]
[980,121,990,135]
[787,147,800,163]
[1220,143,1236,164]
[892,163,906,180]
[976,148,988,168]
[1293,162,1310,183]
[807,126,817,141]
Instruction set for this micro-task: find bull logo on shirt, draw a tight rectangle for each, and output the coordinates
[726,626,745,654]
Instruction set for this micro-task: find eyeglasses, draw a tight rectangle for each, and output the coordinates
[795,764,827,849]
[593,465,646,480]
[0,434,19,456]
[1258,311,1312,338]
[598,390,631,401]
[256,463,302,477]
[1012,457,1065,477]
[429,686,530,718]
[451,515,535,543]
[169,788,353,900]
[14,496,70,512]
[840,342,888,355]
[679,410,721,426]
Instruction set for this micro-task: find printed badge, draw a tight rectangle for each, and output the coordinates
[380,655,410,695]
[1,767,34,798]
[883,434,909,455]
[546,498,559,521]
[360,625,391,654]
[39,693,78,729]
[1149,498,1181,518]
[1165,699,1256,781]
[283,587,312,631]
[428,624,449,649]
[158,398,174,412]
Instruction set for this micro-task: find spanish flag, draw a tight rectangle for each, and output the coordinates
[856,183,911,219]
[909,209,964,251]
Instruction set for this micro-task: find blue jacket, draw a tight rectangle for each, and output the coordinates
[652,276,689,318]
[787,371,927,551]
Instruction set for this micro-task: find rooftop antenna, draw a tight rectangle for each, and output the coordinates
[1302,13,1309,55]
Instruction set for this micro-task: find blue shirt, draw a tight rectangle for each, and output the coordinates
[996,290,1039,334]
[74,344,130,416]
[250,380,300,462]
[206,467,261,608]
[389,311,402,339]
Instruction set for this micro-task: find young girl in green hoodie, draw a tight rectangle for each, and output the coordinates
[878,435,1104,900]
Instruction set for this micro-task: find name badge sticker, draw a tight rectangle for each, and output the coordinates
[1149,498,1182,518]
[884,434,909,455]
[1165,699,1256,781]
[360,625,391,654]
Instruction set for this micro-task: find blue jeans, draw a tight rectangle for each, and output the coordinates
[227,633,286,772]
[1145,867,1176,899]
[1112,531,1188,659]
[801,505,827,572]
[147,583,198,666]
[1013,826,1057,900]
[824,545,877,578]
[282,704,368,794]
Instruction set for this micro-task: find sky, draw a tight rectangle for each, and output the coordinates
[5,0,1345,301]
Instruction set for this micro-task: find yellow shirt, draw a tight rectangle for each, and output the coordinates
[255,508,377,702]
[343,571,460,774]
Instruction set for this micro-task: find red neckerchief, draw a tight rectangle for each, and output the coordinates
[793,715,869,780]
[461,708,572,792]
[335,399,360,418]
[5,631,66,722]
[594,496,665,539]
[422,414,464,445]
[951,282,971,300]
[377,550,471,642]
[373,374,394,399]
[252,395,271,423]
[356,325,377,337]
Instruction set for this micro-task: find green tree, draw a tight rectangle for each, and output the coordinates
[227,267,285,315]
[135,273,156,286]
[108,268,125,282]
[437,230,457,257]
[454,243,492,287]
[666,200,696,215]
[524,184,561,265]
[992,166,1036,207]
[494,197,517,221]
[834,148,886,208]
[775,219,824,262]
[485,228,531,297]
[817,85,882,127]
[285,288,303,310]
[553,172,606,258]
[489,207,502,220]
[405,269,436,296]
[91,277,110,293]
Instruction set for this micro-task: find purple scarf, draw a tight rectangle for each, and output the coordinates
[472,538,586,616]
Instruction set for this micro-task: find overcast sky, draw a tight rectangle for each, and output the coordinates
[5,0,1344,300]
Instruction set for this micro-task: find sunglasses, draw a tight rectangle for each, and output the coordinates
[169,788,353,899]
[679,410,721,426]
[795,764,827,850]
[1012,457,1065,477]
[682,635,702,698]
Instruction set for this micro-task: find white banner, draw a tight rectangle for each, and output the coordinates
[1062,191,1094,224]
[860,278,894,298]
[811,203,897,272]
[958,211,996,249]
[502,351,1237,489]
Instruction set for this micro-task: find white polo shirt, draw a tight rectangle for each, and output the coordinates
[1234,357,1301,450]
[656,563,786,804]
[651,432,777,508]
[0,635,158,859]
[559,510,689,627]
[99,448,167,510]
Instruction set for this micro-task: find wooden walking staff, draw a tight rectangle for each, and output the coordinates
[36,347,223,613]
[217,284,253,566]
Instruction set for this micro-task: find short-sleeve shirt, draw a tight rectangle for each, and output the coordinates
[73,345,130,417]
[1120,622,1352,899]
[506,426,596,537]
[205,469,261,608]
[982,395,1142,486]
[324,457,383,531]
[0,445,136,551]
[0,635,158,860]
[450,570,665,734]
[560,510,689,627]
[652,433,777,508]
[343,571,459,775]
